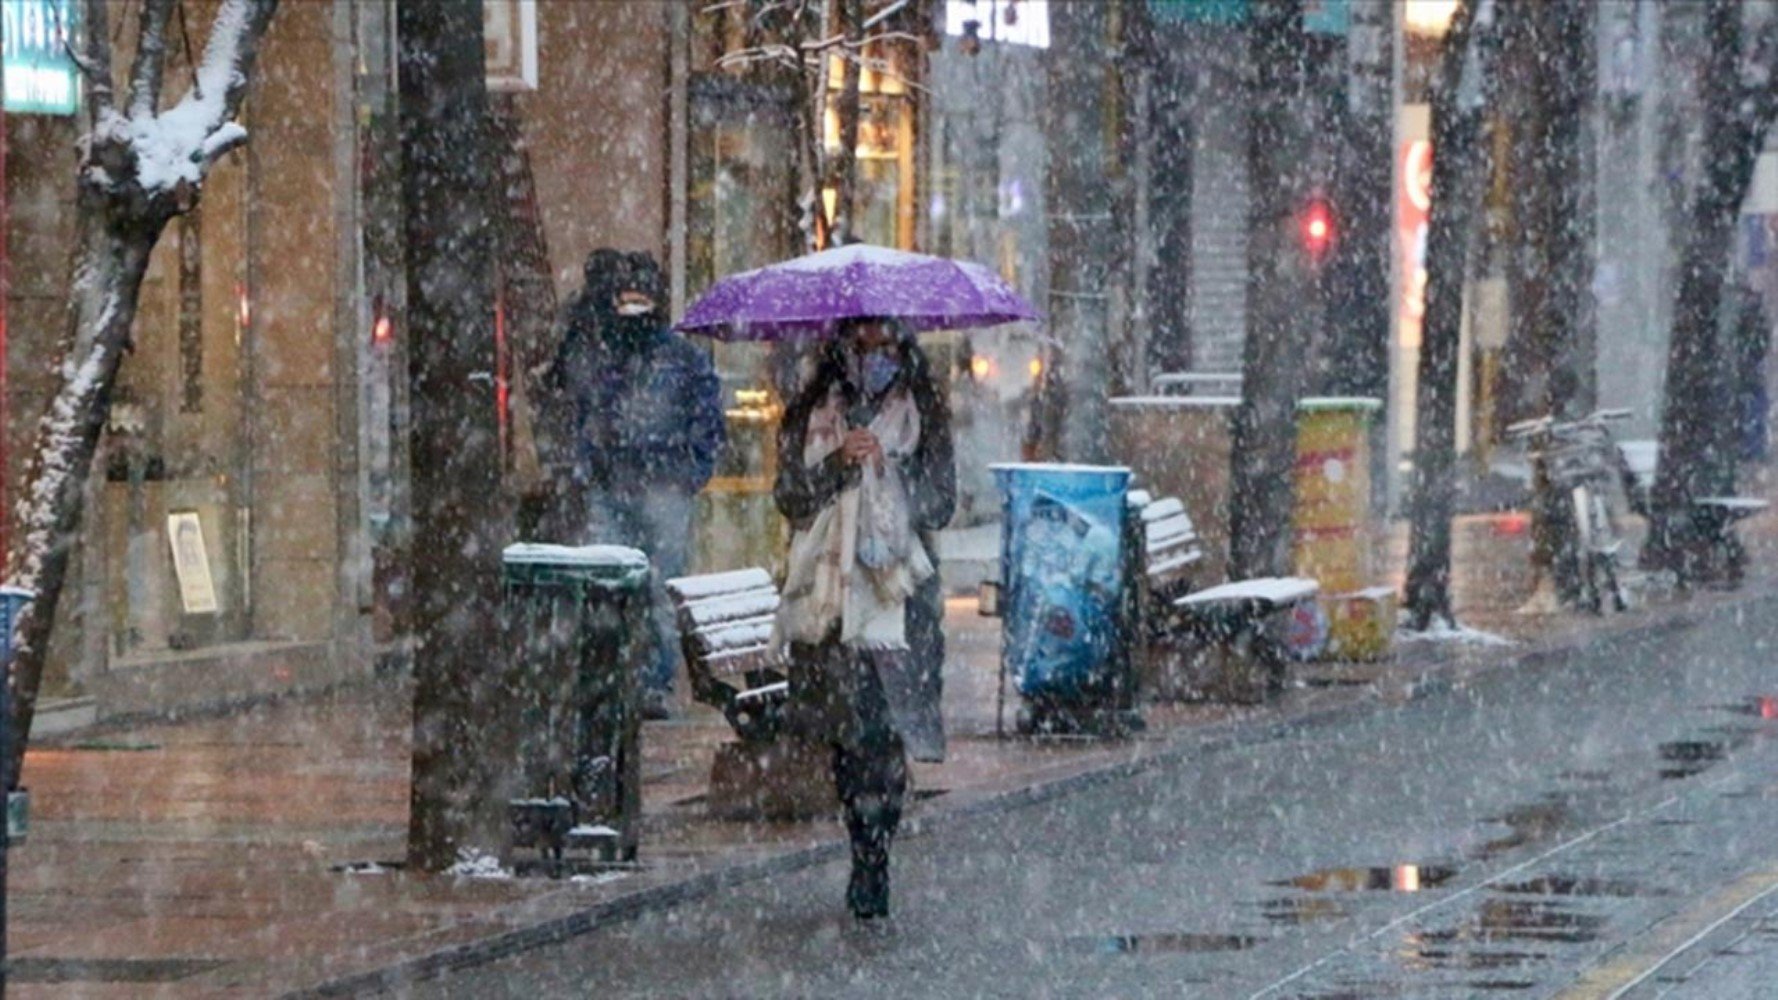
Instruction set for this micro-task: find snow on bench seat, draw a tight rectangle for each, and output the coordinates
[1139,497,1188,523]
[1175,577,1320,609]
[681,589,780,629]
[695,617,774,657]
[1694,497,1770,513]
[667,568,774,601]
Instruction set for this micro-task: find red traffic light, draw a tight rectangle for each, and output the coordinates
[1302,198,1334,263]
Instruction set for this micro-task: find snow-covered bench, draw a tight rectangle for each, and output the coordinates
[666,569,835,820]
[1690,497,1769,588]
[1127,491,1319,703]
[665,568,788,744]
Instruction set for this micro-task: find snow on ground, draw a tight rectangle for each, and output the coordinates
[1395,618,1514,646]
[446,849,512,880]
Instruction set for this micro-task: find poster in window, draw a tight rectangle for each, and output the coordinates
[484,0,538,92]
[167,511,220,615]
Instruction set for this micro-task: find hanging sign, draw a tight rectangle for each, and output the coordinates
[484,0,538,92]
[1149,0,1248,26]
[167,511,220,615]
[3,0,80,116]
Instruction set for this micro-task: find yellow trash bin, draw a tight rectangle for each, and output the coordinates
[1292,397,1393,660]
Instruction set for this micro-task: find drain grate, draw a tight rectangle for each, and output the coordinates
[6,957,227,983]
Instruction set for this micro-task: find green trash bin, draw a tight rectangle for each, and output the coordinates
[502,543,650,866]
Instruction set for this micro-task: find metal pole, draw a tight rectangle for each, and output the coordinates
[2,87,13,1000]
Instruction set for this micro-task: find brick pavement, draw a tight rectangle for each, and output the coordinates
[10,500,1778,997]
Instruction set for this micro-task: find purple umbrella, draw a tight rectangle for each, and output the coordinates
[676,244,1041,341]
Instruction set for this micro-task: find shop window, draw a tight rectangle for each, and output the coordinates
[685,1,926,570]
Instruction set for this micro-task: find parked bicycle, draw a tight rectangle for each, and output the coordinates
[1504,409,1638,614]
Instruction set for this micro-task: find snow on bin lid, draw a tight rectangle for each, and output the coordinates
[1297,396,1383,412]
[0,586,34,601]
[502,543,649,569]
[988,462,1132,475]
[1109,396,1242,408]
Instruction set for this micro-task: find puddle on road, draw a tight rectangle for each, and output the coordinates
[1473,800,1573,860]
[1710,696,1778,719]
[1255,897,1349,924]
[1556,769,1615,784]
[1275,864,1458,893]
[1073,933,1260,955]
[1493,874,1662,898]
[1659,739,1728,780]
[1400,947,1548,971]
[61,740,163,752]
[1418,899,1606,946]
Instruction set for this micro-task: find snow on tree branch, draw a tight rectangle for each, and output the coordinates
[85,0,278,204]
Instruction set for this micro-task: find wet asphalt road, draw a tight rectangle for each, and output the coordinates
[412,599,1778,999]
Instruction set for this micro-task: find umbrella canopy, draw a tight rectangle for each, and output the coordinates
[676,244,1041,342]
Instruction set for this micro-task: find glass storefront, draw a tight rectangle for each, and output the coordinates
[102,162,253,658]
[685,8,921,574]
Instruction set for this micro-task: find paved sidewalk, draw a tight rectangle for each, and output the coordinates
[10,505,1778,998]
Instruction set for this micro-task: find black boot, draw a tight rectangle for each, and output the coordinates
[846,850,889,920]
[845,805,897,920]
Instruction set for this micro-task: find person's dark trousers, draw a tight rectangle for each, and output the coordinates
[789,637,909,919]
[901,571,947,761]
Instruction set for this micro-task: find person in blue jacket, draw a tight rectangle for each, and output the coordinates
[548,249,726,719]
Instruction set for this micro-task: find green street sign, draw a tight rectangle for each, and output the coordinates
[1149,0,1348,34]
[1150,0,1249,26]
[4,0,81,116]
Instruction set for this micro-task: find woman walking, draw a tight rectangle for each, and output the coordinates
[772,318,956,920]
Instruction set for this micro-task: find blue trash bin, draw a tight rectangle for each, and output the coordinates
[991,464,1132,728]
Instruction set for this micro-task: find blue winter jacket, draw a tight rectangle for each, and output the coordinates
[555,323,727,496]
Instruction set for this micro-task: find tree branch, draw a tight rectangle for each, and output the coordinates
[1741,11,1778,131]
[127,0,177,120]
[74,0,118,124]
[125,0,279,198]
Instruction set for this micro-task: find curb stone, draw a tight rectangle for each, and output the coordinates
[284,588,1778,998]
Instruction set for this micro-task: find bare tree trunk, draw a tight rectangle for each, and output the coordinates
[1326,0,1394,405]
[1229,0,1311,580]
[829,0,864,245]
[1646,0,1778,580]
[1038,0,1123,463]
[4,0,279,791]
[1541,0,1597,418]
[1405,2,1485,630]
[398,0,509,872]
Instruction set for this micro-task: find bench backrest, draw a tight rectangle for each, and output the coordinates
[665,568,780,682]
[1132,494,1204,594]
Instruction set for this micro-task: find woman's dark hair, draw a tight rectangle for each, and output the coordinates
[783,322,947,432]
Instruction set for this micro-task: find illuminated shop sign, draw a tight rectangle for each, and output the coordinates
[4,0,80,116]
[944,1,1050,49]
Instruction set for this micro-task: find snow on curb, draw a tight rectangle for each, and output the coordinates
[1394,620,1514,647]
[446,849,512,880]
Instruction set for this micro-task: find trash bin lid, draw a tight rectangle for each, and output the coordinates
[502,543,650,590]
[1297,396,1383,412]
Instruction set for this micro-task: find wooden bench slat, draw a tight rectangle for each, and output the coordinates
[1694,497,1770,513]
[704,646,774,677]
[1140,497,1188,523]
[680,587,779,628]
[1176,577,1319,609]
[1147,549,1204,581]
[734,681,789,706]
[694,615,775,654]
[1146,515,1198,548]
[666,568,774,601]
